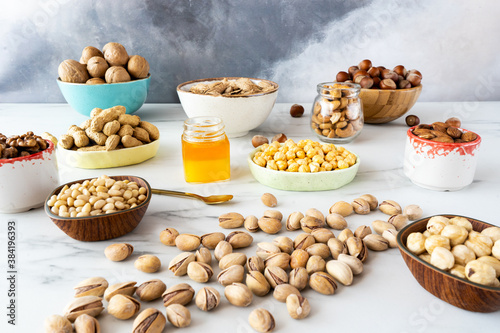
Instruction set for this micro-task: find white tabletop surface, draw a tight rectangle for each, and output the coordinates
[1,102,499,332]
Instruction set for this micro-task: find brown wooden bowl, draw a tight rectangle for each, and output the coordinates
[397,215,500,312]
[45,175,151,242]
[360,85,422,124]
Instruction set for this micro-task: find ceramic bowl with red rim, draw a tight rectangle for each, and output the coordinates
[403,126,481,191]
[0,140,60,213]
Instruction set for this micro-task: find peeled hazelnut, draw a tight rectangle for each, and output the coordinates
[430,246,455,270]
[58,59,89,83]
[336,71,350,82]
[127,55,149,79]
[406,232,427,255]
[379,78,397,90]
[465,260,498,286]
[80,46,104,64]
[271,133,287,143]
[445,117,461,128]
[87,56,108,78]
[290,104,305,117]
[252,135,269,148]
[103,42,129,66]
[405,115,420,127]
[105,66,131,83]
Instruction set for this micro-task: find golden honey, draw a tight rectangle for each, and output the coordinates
[182,117,230,183]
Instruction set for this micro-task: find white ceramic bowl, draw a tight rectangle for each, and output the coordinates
[0,140,60,213]
[247,147,360,191]
[403,127,481,191]
[177,77,279,137]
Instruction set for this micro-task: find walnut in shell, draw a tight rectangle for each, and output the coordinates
[58,59,89,83]
[103,42,129,66]
[87,56,109,78]
[127,55,149,79]
[80,46,104,64]
[105,66,131,83]
[86,78,106,85]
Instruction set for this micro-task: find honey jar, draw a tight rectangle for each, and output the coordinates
[182,116,230,183]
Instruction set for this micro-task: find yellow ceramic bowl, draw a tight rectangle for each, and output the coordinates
[56,138,160,169]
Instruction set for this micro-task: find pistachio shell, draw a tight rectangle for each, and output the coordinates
[264,266,288,288]
[104,243,133,261]
[248,308,275,333]
[195,247,212,265]
[224,283,253,307]
[187,261,213,283]
[175,234,201,252]
[309,272,337,295]
[136,279,167,302]
[289,267,309,291]
[159,228,179,246]
[74,313,100,333]
[108,294,141,320]
[200,232,225,249]
[162,283,195,307]
[103,281,137,302]
[246,255,265,273]
[273,236,294,254]
[74,277,108,297]
[168,252,195,276]
[273,283,301,302]
[165,304,191,328]
[286,212,304,231]
[246,271,271,296]
[63,296,104,322]
[286,294,310,319]
[226,231,253,249]
[219,253,247,270]
[217,264,245,286]
[219,212,245,228]
[326,260,353,286]
[44,314,73,333]
[244,215,260,233]
[195,286,220,311]
[132,308,166,333]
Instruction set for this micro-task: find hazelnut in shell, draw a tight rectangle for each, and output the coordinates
[58,59,89,83]
[127,55,150,79]
[87,56,109,78]
[103,42,129,67]
[105,66,131,83]
[336,71,350,82]
[80,46,104,64]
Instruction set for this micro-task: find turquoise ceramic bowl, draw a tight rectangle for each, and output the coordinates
[57,75,150,116]
[247,147,360,191]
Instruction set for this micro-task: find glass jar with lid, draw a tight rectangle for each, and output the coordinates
[182,116,230,183]
[310,82,363,143]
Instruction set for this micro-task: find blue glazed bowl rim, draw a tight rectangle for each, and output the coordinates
[56,74,151,86]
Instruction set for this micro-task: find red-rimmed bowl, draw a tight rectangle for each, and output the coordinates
[0,140,59,213]
[397,215,500,312]
[403,127,481,191]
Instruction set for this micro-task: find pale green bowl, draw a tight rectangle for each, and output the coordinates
[247,147,360,191]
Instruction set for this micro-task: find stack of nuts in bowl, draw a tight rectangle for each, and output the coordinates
[252,139,357,172]
[0,131,49,159]
[58,105,159,151]
[58,42,150,85]
[406,216,500,287]
[410,118,478,143]
[335,59,422,90]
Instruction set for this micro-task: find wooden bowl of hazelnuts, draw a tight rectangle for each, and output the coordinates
[336,59,422,124]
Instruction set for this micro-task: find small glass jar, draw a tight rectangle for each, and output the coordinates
[182,116,230,183]
[310,82,363,143]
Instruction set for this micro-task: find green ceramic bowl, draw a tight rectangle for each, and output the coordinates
[247,147,360,191]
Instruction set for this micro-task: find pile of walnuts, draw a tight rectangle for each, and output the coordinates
[58,42,149,85]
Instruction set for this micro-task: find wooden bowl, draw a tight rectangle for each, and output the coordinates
[45,175,151,242]
[359,85,422,124]
[397,215,500,312]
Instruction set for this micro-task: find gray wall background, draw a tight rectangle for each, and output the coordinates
[1,0,499,103]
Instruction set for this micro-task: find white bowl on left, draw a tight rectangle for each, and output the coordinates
[0,140,60,213]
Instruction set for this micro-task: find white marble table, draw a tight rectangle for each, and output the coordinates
[1,102,499,332]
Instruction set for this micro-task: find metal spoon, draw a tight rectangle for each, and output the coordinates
[151,189,233,205]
